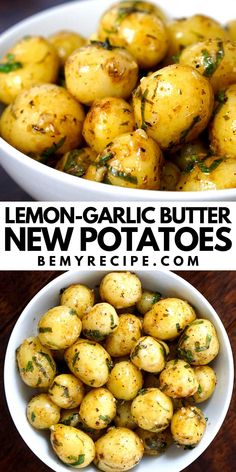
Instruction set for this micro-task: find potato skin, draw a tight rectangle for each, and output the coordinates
[85,129,163,189]
[133,65,214,150]
[105,314,142,357]
[60,408,81,427]
[131,388,173,432]
[79,388,116,430]
[114,400,137,429]
[161,161,181,191]
[65,339,112,387]
[94,427,144,472]
[136,290,161,315]
[178,319,220,365]
[177,156,236,191]
[193,366,217,403]
[179,40,236,93]
[27,393,60,429]
[0,84,85,157]
[210,84,236,159]
[49,30,86,65]
[56,148,97,177]
[0,36,59,104]
[100,272,142,309]
[82,303,119,341]
[226,20,236,41]
[136,427,172,456]
[65,44,138,105]
[50,424,95,468]
[106,360,143,400]
[159,360,198,398]
[48,374,85,409]
[38,305,82,350]
[171,406,206,446]
[16,336,56,388]
[143,298,196,340]
[130,336,166,373]
[83,97,135,153]
[60,284,95,319]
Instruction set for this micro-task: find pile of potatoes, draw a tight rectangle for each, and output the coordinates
[16,272,220,470]
[0,0,236,191]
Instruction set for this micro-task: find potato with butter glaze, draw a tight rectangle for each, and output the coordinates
[100,272,142,309]
[159,360,198,398]
[38,305,82,350]
[82,303,119,341]
[131,387,173,432]
[79,387,116,430]
[49,30,86,65]
[48,373,85,409]
[27,393,60,429]
[106,360,143,400]
[50,424,95,468]
[60,284,95,319]
[210,84,236,159]
[171,406,206,447]
[105,314,142,357]
[178,319,220,365]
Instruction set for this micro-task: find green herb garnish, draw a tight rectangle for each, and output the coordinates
[152,292,162,304]
[106,358,113,371]
[202,41,224,77]
[195,334,212,352]
[25,360,34,372]
[40,136,66,162]
[178,348,194,363]
[140,88,149,130]
[66,454,85,466]
[197,384,203,395]
[83,329,105,341]
[197,159,223,174]
[0,53,23,73]
[90,38,118,50]
[72,352,80,367]
[130,342,147,359]
[108,166,138,184]
[39,351,55,370]
[31,412,36,422]
[176,323,182,333]
[138,388,148,395]
[38,327,52,333]
[110,314,117,329]
[98,152,114,164]
[99,415,111,423]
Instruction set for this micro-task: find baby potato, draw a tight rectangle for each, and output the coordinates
[130,336,166,373]
[50,424,95,468]
[38,305,82,350]
[60,408,81,427]
[100,272,142,309]
[99,1,167,28]
[161,161,181,191]
[0,36,59,105]
[83,97,135,153]
[159,360,198,398]
[131,388,173,432]
[136,290,161,315]
[193,366,217,403]
[210,84,236,158]
[16,336,56,388]
[56,148,97,177]
[0,84,85,158]
[99,9,169,69]
[105,314,142,357]
[226,19,236,41]
[133,65,214,150]
[65,339,112,387]
[94,427,144,472]
[114,400,137,429]
[106,360,143,400]
[79,388,116,430]
[171,406,206,447]
[85,129,163,189]
[136,427,172,456]
[48,30,86,65]
[82,303,119,341]
[143,298,196,340]
[178,319,220,365]
[166,15,229,62]
[172,138,208,171]
[27,393,60,429]
[48,374,85,409]
[177,156,236,191]
[60,284,95,319]
[65,43,138,106]
[179,40,236,93]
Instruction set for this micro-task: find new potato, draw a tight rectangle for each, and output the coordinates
[38,305,82,350]
[177,157,236,191]
[178,319,220,365]
[193,366,217,403]
[100,272,142,309]
[27,393,61,429]
[106,360,143,400]
[60,284,95,319]
[159,360,198,398]
[82,303,119,341]
[48,374,85,409]
[114,400,137,429]
[130,336,166,373]
[210,84,236,159]
[131,388,173,432]
[79,388,116,429]
[50,424,95,468]
[49,30,86,65]
[171,406,206,447]
[105,314,142,357]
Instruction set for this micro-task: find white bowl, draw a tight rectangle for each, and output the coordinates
[4,270,234,472]
[0,0,236,201]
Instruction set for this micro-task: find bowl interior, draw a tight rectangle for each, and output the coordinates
[4,270,234,472]
[0,0,236,201]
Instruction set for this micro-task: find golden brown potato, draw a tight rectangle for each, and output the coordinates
[161,161,181,190]
[48,374,85,409]
[65,339,112,387]
[38,305,82,350]
[114,400,137,429]
[133,65,214,150]
[60,408,81,427]
[94,427,144,472]
[16,336,56,388]
[179,40,236,93]
[136,290,161,315]
[143,298,196,340]
[65,43,138,105]
[0,84,85,158]
[82,97,135,153]
[56,148,97,177]
[226,19,236,41]
[79,387,116,429]
[105,314,142,357]
[177,156,236,191]
[82,303,119,341]
[193,366,217,403]
[131,388,173,432]
[172,138,208,171]
[106,360,143,400]
[48,30,86,65]
[0,36,59,104]
[159,360,198,398]
[130,336,166,373]
[100,272,142,309]
[178,319,220,365]
[85,129,163,189]
[60,284,95,319]
[136,427,172,456]
[210,84,236,159]
[27,393,60,429]
[171,406,206,447]
[50,424,95,468]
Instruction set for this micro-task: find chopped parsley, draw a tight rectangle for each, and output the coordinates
[72,351,80,367]
[99,415,111,423]
[176,323,182,333]
[66,454,85,466]
[130,342,147,359]
[197,159,223,174]
[0,53,23,73]
[31,412,36,422]
[83,329,105,341]
[107,166,138,184]
[195,334,212,352]
[178,347,194,363]
[138,388,148,395]
[25,360,34,372]
[38,327,52,333]
[90,38,118,50]
[40,137,66,162]
[202,41,224,77]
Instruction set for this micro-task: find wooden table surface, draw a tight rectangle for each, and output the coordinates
[0,271,235,472]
